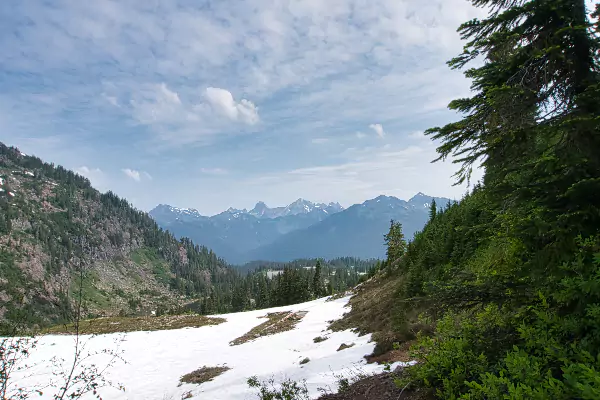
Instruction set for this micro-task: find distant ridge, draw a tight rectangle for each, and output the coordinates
[150,194,453,264]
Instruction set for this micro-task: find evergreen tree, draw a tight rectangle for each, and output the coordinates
[312,259,322,298]
[383,220,406,264]
[428,198,437,221]
[395,0,600,397]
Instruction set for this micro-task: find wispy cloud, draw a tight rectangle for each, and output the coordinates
[122,168,149,182]
[1,0,493,214]
[369,124,386,138]
[76,166,102,178]
[242,141,483,209]
[75,166,108,191]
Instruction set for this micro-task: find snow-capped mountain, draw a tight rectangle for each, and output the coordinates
[152,199,344,224]
[149,199,345,264]
[247,199,343,219]
[149,194,453,264]
[243,193,454,262]
[150,204,208,223]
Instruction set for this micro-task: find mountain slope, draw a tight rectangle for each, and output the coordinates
[0,143,236,331]
[246,194,453,262]
[151,195,451,264]
[150,200,344,264]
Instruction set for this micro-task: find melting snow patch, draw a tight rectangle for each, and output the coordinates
[8,192,15,197]
[25,171,35,177]
[13,297,412,400]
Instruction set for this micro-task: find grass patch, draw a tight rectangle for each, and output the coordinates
[313,336,329,343]
[180,365,230,385]
[43,314,226,335]
[130,247,172,285]
[70,270,112,309]
[328,273,428,357]
[230,310,308,346]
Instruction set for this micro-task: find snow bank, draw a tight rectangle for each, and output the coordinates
[13,296,412,400]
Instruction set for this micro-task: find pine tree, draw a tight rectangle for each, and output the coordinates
[383,220,406,263]
[426,0,600,246]
[428,198,437,221]
[312,260,322,298]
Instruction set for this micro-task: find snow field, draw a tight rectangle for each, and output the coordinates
[13,296,411,399]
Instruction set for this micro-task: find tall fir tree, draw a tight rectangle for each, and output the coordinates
[312,259,322,298]
[383,220,407,264]
[428,198,437,221]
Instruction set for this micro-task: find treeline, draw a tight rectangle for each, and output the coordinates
[183,258,370,315]
[238,257,376,274]
[376,1,600,398]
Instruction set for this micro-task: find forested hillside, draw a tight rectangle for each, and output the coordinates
[0,143,241,332]
[0,147,369,333]
[346,0,600,398]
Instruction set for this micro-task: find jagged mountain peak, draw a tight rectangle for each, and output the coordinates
[253,201,268,210]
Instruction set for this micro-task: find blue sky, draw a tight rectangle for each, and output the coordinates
[1,0,489,215]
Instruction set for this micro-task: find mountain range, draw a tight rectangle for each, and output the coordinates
[150,193,454,264]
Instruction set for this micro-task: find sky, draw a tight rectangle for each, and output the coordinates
[1,0,491,215]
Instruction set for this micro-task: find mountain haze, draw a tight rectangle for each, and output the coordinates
[247,193,453,261]
[151,193,453,263]
[150,199,345,264]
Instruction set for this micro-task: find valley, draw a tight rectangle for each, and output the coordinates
[2,0,599,399]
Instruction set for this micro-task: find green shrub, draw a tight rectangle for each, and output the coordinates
[247,376,310,400]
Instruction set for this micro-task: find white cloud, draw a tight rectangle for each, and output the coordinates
[76,166,101,178]
[75,166,107,191]
[205,87,259,125]
[369,123,385,138]
[2,0,493,214]
[122,168,141,182]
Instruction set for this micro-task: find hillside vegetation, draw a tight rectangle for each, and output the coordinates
[341,1,600,398]
[0,148,369,333]
[0,144,238,332]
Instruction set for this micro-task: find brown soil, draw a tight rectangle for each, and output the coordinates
[317,369,434,400]
[230,310,308,346]
[328,274,431,357]
[180,365,230,385]
[365,341,414,364]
